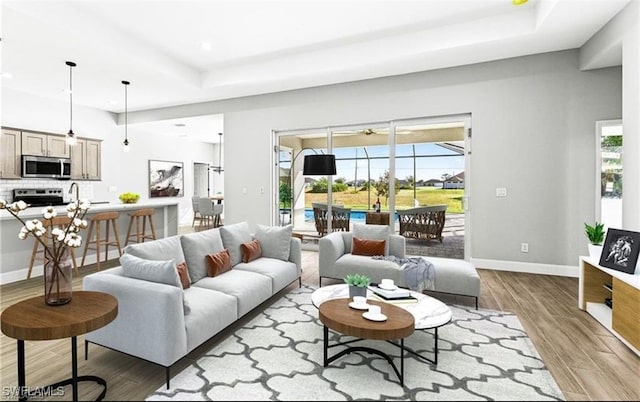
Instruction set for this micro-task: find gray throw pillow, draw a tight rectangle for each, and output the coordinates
[124,235,185,264]
[220,222,252,266]
[180,228,225,283]
[120,253,190,315]
[352,223,390,256]
[255,224,292,261]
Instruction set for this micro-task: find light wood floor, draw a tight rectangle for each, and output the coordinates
[1,251,638,401]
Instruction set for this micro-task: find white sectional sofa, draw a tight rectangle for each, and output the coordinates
[83,222,301,388]
[319,224,480,308]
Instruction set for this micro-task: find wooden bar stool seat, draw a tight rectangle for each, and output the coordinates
[124,208,157,246]
[81,211,123,271]
[27,217,80,279]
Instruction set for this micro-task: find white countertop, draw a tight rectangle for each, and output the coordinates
[0,200,179,220]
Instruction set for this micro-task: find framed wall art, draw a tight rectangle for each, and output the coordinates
[598,228,640,274]
[149,160,184,198]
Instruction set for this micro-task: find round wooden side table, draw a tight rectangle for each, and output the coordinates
[318,298,414,385]
[1,291,118,402]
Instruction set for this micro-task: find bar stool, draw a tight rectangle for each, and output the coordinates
[124,208,157,246]
[81,211,123,271]
[27,217,80,279]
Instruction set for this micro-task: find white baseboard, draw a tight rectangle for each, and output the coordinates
[470,258,579,278]
[0,249,123,285]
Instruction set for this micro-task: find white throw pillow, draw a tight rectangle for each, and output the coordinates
[352,223,390,256]
[255,224,292,261]
[120,253,190,315]
[220,222,253,266]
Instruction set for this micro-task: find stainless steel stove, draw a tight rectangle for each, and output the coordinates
[12,188,66,207]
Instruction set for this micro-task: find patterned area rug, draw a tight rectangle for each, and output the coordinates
[147,286,564,401]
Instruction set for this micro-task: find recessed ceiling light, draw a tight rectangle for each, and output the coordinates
[201,41,212,51]
[1,72,13,79]
[109,100,118,105]
[512,0,528,5]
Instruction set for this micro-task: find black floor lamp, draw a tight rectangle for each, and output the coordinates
[303,154,336,176]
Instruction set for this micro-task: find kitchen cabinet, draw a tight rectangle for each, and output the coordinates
[70,138,101,180]
[0,128,22,179]
[21,131,70,158]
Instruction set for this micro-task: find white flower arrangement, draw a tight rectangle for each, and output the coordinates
[0,198,90,298]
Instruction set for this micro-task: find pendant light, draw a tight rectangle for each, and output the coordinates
[211,132,224,173]
[122,80,130,152]
[65,61,77,145]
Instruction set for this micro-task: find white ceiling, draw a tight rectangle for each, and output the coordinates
[1,0,629,142]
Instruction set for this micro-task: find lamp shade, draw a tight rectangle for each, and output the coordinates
[303,154,336,175]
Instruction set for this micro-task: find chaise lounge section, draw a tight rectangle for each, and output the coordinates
[319,224,480,308]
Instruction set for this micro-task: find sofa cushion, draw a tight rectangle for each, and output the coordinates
[352,223,390,256]
[334,253,405,286]
[120,253,190,315]
[220,222,252,266]
[255,224,292,261]
[124,235,185,264]
[180,228,225,283]
[206,249,232,277]
[241,239,262,263]
[352,237,385,256]
[235,258,298,294]
[176,261,191,289]
[193,270,272,317]
[183,287,237,352]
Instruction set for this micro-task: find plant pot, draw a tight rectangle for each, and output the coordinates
[348,285,367,298]
[588,244,603,260]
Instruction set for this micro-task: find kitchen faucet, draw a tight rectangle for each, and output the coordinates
[69,182,79,202]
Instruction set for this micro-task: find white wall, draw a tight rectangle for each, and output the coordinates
[0,88,216,226]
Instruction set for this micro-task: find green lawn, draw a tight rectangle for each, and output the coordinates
[304,187,464,213]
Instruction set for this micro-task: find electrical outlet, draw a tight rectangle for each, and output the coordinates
[260,186,265,194]
[521,243,529,253]
[496,187,507,197]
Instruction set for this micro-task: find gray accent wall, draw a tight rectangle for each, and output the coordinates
[218,50,621,267]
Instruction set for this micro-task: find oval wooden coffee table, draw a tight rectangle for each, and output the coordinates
[318,298,414,385]
[313,284,452,364]
[1,291,118,402]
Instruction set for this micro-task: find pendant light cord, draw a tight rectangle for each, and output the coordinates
[125,83,128,141]
[69,64,73,132]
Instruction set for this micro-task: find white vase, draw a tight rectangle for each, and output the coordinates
[588,244,603,260]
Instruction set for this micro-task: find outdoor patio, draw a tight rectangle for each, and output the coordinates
[291,212,464,259]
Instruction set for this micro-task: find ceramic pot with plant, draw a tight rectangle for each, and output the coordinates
[344,273,371,298]
[584,222,605,259]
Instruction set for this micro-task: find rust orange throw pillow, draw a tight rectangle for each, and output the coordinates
[241,239,262,263]
[206,249,232,277]
[351,237,386,256]
[176,261,191,289]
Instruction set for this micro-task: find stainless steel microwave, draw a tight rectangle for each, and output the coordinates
[21,155,71,179]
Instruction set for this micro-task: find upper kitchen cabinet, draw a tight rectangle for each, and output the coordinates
[0,128,22,179]
[70,138,101,180]
[21,131,70,158]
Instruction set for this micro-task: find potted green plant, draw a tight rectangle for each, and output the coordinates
[584,221,605,259]
[344,273,371,298]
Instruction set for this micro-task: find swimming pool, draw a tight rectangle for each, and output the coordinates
[303,209,397,222]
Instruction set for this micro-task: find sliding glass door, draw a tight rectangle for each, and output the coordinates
[273,114,471,258]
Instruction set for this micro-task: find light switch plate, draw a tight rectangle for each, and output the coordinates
[496,187,507,197]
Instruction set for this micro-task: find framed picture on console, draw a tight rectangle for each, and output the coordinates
[598,228,640,274]
[149,160,184,198]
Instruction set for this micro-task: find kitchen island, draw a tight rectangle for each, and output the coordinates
[0,200,179,284]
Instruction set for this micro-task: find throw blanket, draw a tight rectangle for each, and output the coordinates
[372,255,435,292]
